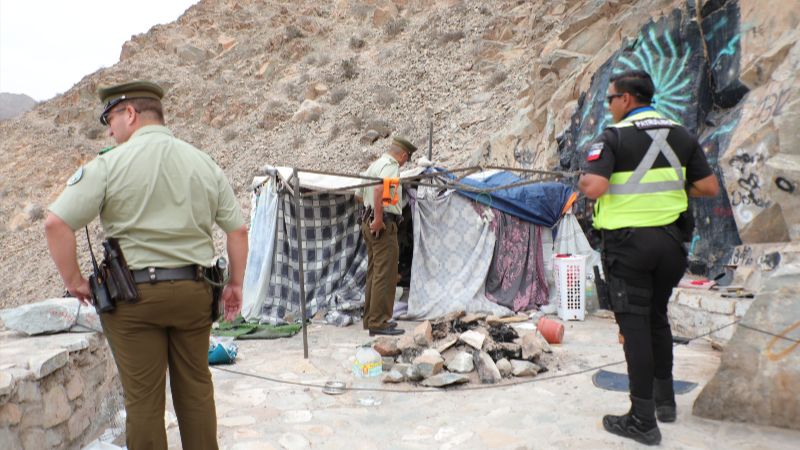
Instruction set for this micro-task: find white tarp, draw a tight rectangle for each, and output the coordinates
[554,212,602,278]
[241,178,279,321]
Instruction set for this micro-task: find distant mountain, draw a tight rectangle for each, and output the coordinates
[0,92,36,121]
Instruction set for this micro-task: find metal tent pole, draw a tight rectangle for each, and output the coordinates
[428,119,433,161]
[292,168,309,359]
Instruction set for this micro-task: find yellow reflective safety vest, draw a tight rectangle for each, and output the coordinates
[593,110,687,230]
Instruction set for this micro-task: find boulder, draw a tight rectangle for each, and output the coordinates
[693,270,800,430]
[305,83,329,100]
[392,363,422,382]
[412,349,444,378]
[421,372,470,388]
[435,335,459,353]
[459,330,485,350]
[521,332,545,361]
[291,100,323,123]
[445,351,474,373]
[495,358,512,377]
[397,333,416,352]
[413,321,433,347]
[473,350,502,384]
[382,369,405,384]
[373,337,400,356]
[511,360,541,377]
[0,298,102,335]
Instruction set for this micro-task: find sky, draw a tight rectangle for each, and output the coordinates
[0,0,199,101]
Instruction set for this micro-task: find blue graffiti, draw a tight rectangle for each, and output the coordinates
[576,91,612,149]
[615,26,692,124]
[705,116,739,142]
[704,16,729,41]
[711,34,741,69]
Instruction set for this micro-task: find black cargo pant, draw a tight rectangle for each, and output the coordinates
[601,226,687,399]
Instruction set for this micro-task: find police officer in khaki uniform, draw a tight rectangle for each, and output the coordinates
[361,137,416,336]
[44,81,248,450]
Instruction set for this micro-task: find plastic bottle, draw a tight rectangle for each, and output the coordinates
[585,278,598,312]
[352,345,382,406]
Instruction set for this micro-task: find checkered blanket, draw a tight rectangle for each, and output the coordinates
[258,189,368,326]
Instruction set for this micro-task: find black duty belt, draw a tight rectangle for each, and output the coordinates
[131,265,203,284]
[383,213,400,224]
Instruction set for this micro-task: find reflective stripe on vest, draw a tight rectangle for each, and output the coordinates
[607,128,685,195]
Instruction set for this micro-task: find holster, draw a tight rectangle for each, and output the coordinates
[607,275,651,315]
[102,238,139,304]
[675,208,695,243]
[205,258,227,321]
[89,271,115,313]
[594,265,611,311]
[597,230,651,316]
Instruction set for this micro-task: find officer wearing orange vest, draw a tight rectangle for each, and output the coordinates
[360,137,416,336]
[579,70,719,446]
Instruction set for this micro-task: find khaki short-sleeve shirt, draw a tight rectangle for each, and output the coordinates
[362,154,402,215]
[49,125,244,269]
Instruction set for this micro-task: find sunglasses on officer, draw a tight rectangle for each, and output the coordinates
[99,97,127,126]
[606,93,624,103]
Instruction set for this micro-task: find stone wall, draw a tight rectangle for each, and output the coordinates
[669,289,752,344]
[0,332,121,449]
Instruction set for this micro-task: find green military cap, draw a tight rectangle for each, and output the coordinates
[392,136,417,155]
[97,80,164,125]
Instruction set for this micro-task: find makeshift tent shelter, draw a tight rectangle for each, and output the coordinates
[242,165,575,328]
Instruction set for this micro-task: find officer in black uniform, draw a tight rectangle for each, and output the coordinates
[579,70,719,446]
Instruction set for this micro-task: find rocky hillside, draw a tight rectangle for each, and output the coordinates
[0,93,36,121]
[1,0,798,308]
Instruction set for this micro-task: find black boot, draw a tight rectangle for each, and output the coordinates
[653,377,676,423]
[603,395,662,446]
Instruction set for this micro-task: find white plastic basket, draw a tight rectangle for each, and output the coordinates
[553,254,587,321]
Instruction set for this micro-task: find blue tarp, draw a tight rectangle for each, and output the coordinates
[446,170,573,228]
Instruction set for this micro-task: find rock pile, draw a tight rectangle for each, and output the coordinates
[374,312,551,388]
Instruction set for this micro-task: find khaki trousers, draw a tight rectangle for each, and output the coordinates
[361,221,399,329]
[100,280,218,450]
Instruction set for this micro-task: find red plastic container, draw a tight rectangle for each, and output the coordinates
[537,316,565,344]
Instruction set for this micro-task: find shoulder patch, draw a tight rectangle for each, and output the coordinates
[633,118,674,130]
[586,143,603,162]
[67,167,84,186]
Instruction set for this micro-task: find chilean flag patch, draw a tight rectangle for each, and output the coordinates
[586,143,603,161]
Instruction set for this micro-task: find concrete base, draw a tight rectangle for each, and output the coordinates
[669,288,752,345]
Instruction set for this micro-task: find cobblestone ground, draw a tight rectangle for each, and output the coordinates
[164,315,800,449]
